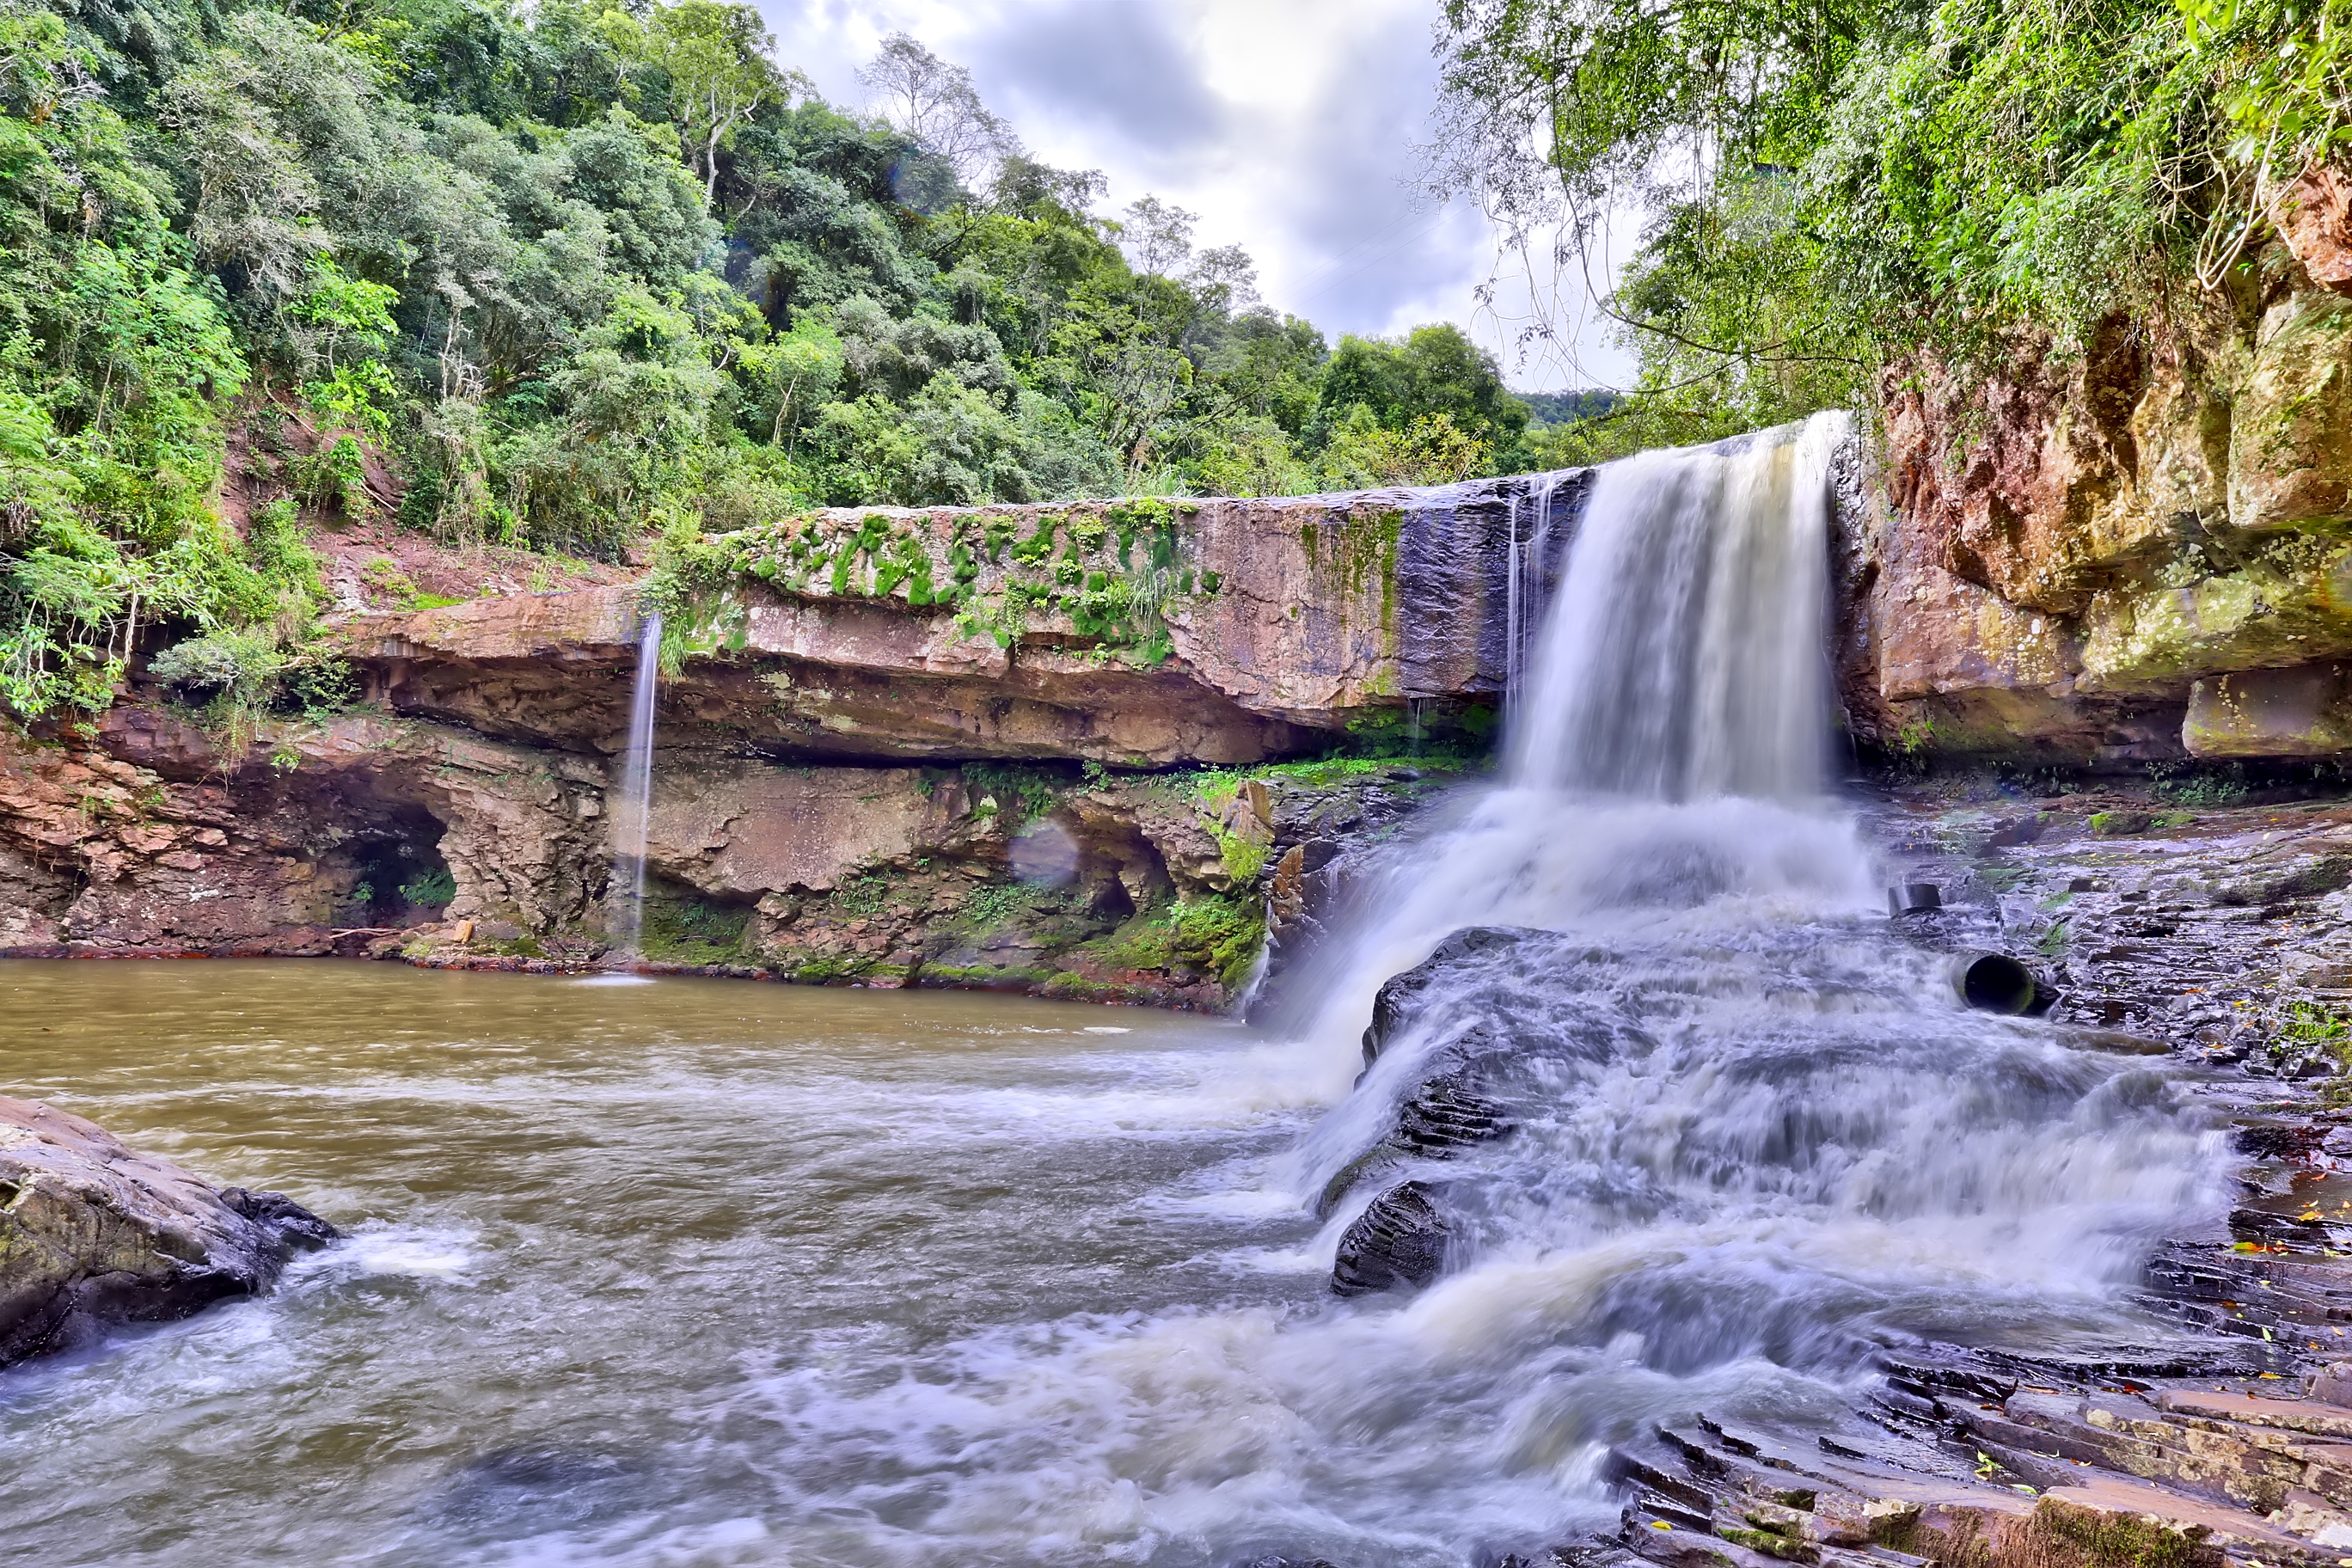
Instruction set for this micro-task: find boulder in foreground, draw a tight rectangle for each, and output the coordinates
[0,1095,339,1369]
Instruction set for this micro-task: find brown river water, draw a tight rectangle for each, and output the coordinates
[0,961,1366,1567]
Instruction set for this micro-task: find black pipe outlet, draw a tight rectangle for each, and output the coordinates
[1888,883,1942,916]
[1951,951,2038,1015]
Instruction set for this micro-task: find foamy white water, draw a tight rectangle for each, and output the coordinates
[0,418,2229,1568]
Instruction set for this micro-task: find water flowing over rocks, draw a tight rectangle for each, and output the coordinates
[1246,419,2352,1568]
[13,383,2352,995]
[0,1095,335,1369]
[1273,782,2352,1568]
[23,407,2352,1561]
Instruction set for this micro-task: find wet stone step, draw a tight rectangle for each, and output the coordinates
[1329,1180,1449,1295]
[1989,1392,2303,1510]
[1387,1072,1510,1155]
[2157,1388,2352,1439]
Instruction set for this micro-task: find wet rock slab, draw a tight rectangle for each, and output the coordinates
[0,1094,337,1368]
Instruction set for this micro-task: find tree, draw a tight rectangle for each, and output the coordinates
[859,33,1021,189]
[1118,195,1195,277]
[1314,324,1528,457]
[601,0,799,210]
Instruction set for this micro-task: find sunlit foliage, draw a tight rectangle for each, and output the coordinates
[1434,0,2346,454]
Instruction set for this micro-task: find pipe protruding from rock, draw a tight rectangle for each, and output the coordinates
[1888,883,1942,916]
[1951,950,2038,1015]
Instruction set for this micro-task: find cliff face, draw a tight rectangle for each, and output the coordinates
[18,334,2352,1010]
[0,473,1577,1004]
[1841,254,2352,764]
[336,473,1587,766]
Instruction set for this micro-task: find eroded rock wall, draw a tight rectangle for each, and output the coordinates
[1844,254,2352,764]
[334,471,1587,769]
[0,688,1456,1010]
[0,707,606,952]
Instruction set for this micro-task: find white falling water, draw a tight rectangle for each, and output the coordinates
[664,412,2226,1566]
[609,610,662,956]
[1271,408,2223,1396]
[1281,414,1867,1068]
[1508,414,1840,797]
[1502,470,1568,721]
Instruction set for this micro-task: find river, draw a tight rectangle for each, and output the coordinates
[0,418,2236,1566]
[0,961,1345,1565]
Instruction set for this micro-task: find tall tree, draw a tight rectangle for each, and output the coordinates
[601,0,799,209]
[859,33,1021,188]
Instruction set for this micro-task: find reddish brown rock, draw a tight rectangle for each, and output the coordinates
[2277,162,2352,293]
[1849,273,2352,763]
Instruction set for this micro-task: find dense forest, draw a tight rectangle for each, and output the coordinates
[0,2,1571,723]
[1435,0,2350,454]
[14,0,2337,729]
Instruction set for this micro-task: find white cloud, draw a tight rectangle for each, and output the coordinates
[750,0,1635,390]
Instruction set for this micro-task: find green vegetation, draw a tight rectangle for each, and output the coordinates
[2021,1496,2226,1568]
[0,5,1559,727]
[960,762,1066,822]
[2278,1001,2351,1069]
[397,867,456,908]
[2151,762,2255,807]
[1078,891,1265,990]
[1434,0,2350,455]
[961,879,1045,928]
[640,896,751,963]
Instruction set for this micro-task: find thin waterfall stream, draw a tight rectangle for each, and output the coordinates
[0,420,2231,1568]
[609,610,662,958]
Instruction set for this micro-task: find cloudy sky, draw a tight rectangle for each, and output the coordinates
[754,0,1635,392]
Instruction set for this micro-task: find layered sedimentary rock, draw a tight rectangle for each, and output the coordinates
[0,691,1453,1007]
[21,322,2352,1008]
[1842,260,2352,763]
[0,1094,336,1367]
[334,473,1586,766]
[0,707,608,952]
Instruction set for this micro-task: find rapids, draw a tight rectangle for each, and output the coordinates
[0,417,2233,1566]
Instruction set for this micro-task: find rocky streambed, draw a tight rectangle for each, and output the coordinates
[1280,776,2352,1568]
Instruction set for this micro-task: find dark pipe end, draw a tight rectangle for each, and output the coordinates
[1888,883,1942,916]
[1951,951,2038,1015]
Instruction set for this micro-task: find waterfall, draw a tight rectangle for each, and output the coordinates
[1281,415,1865,1061]
[1277,407,2220,1364]
[609,610,662,956]
[1507,415,1839,797]
[1501,470,1567,721]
